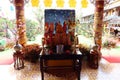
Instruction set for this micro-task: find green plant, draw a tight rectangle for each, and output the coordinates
[102,40,116,48]
[0,18,15,37]
[26,20,40,41]
[77,23,94,38]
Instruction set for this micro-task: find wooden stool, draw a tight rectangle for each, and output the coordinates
[89,54,98,69]
[13,51,24,70]
[88,45,100,69]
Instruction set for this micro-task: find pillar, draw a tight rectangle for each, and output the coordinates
[93,0,104,50]
[14,0,27,47]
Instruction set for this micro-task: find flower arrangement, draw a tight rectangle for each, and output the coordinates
[22,44,42,63]
[78,43,91,56]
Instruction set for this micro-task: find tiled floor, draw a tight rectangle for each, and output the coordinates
[0,59,120,80]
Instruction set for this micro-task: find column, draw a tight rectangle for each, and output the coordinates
[93,0,104,50]
[14,0,27,46]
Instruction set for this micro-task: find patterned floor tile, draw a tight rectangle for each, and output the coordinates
[0,58,120,80]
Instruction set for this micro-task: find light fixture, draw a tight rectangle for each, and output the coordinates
[90,0,111,5]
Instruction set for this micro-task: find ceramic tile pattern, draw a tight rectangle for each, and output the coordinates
[0,59,120,80]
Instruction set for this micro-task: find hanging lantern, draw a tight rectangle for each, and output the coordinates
[69,0,76,8]
[81,0,88,8]
[31,0,39,7]
[56,0,64,7]
[44,0,52,7]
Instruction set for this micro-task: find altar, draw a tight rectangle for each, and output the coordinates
[40,48,83,80]
[39,9,83,80]
[40,9,78,65]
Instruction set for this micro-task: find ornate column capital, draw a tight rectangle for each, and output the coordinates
[9,0,29,4]
[90,0,111,5]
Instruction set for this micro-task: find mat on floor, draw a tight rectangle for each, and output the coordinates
[0,58,13,65]
[102,56,120,63]
[0,50,14,65]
